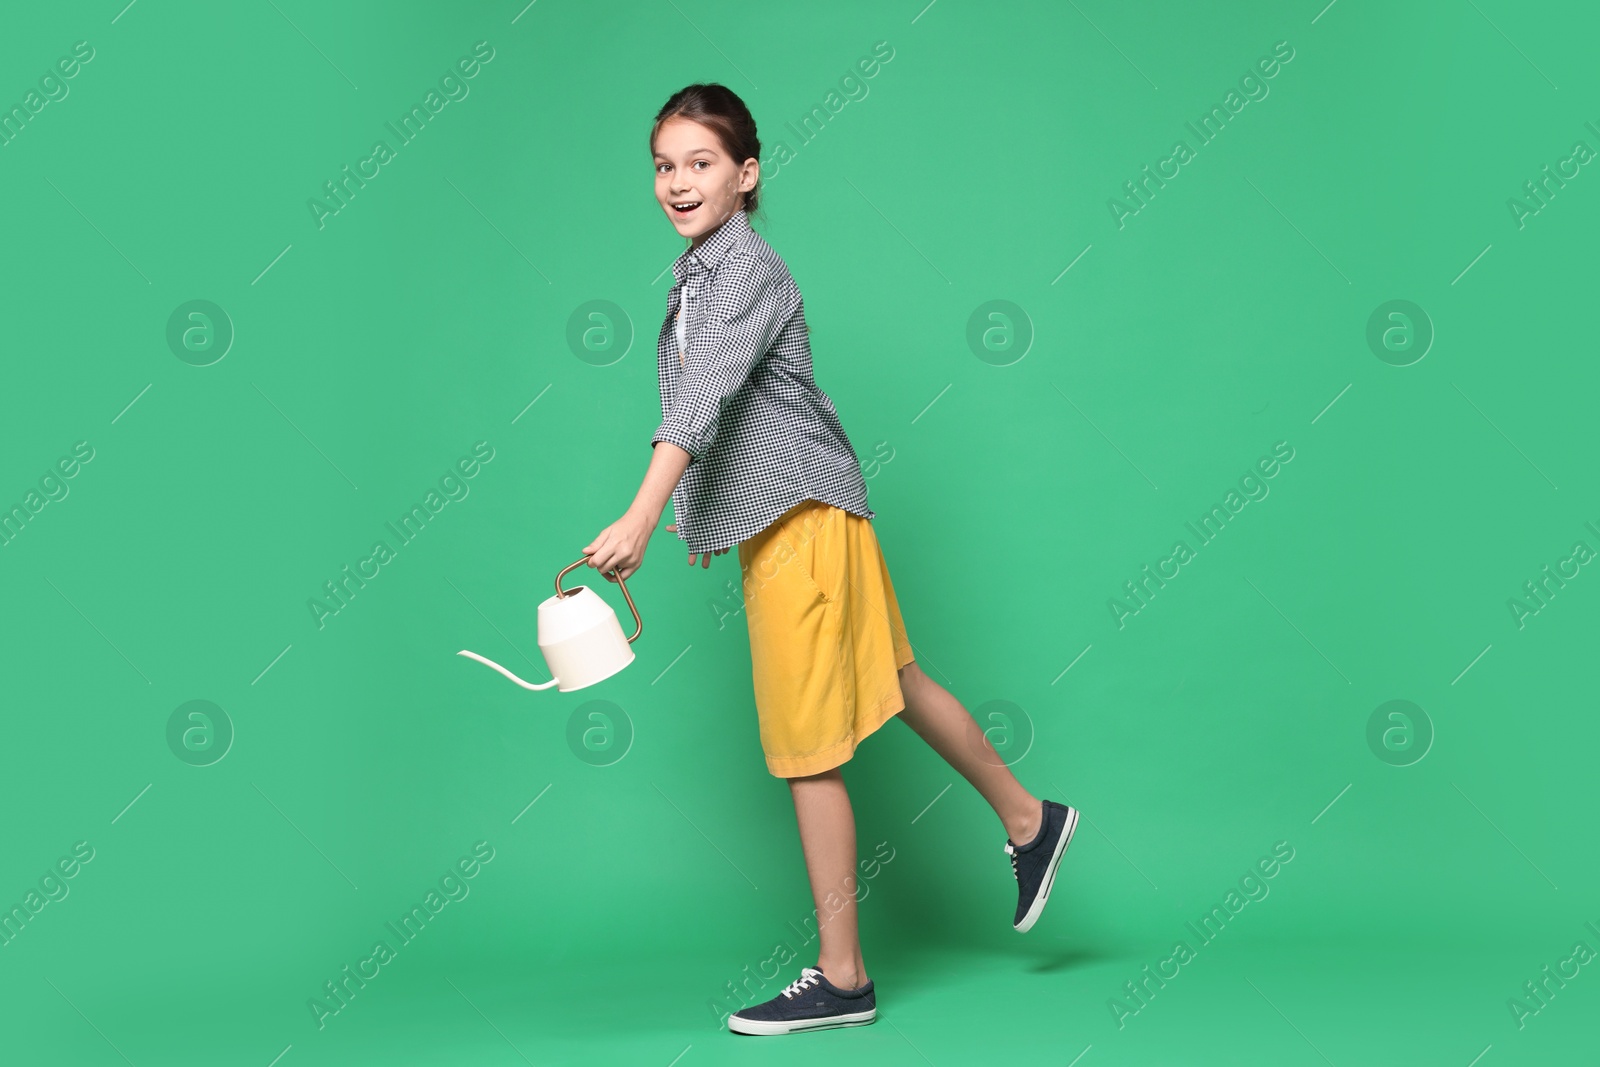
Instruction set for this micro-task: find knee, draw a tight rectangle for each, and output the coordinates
[788,765,843,783]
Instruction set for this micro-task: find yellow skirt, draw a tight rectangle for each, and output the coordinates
[736,498,916,778]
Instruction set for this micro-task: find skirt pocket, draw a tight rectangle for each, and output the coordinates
[778,501,839,604]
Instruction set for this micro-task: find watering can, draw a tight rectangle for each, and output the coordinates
[457,556,642,691]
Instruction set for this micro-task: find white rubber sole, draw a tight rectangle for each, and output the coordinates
[1014,804,1079,933]
[728,1008,877,1036]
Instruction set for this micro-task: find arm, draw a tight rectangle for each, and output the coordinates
[630,438,692,529]
[650,249,792,460]
[582,439,693,582]
[585,250,792,580]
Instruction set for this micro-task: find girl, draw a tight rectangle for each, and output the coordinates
[582,83,1080,1037]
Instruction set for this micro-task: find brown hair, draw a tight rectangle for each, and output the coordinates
[650,83,764,220]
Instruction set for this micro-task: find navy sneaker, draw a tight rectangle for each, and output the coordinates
[1003,799,1079,932]
[727,965,877,1036]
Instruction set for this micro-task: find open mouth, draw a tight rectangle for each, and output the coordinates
[671,199,702,217]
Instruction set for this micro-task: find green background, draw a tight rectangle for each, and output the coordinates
[3,0,1596,1063]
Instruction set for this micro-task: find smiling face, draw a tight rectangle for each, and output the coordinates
[653,116,758,249]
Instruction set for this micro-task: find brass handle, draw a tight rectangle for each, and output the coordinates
[556,556,643,644]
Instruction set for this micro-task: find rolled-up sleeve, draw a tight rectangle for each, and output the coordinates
[652,250,792,462]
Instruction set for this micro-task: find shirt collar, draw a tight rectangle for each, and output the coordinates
[671,208,752,284]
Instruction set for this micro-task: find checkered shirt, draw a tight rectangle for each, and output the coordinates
[652,209,874,553]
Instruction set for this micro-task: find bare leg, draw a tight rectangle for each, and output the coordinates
[787,766,868,989]
[893,660,1044,845]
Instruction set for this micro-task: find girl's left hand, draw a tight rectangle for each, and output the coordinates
[666,523,729,569]
[582,508,657,583]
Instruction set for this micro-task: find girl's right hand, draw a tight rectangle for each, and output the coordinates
[666,523,728,570]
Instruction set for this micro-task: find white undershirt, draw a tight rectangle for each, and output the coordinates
[675,286,691,360]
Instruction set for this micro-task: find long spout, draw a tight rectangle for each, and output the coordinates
[457,649,559,690]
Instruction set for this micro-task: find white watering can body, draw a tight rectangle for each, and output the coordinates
[458,556,642,692]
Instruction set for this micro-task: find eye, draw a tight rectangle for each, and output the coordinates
[692,160,710,170]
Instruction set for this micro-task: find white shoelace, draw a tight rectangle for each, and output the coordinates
[1004,841,1021,879]
[780,968,825,999]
